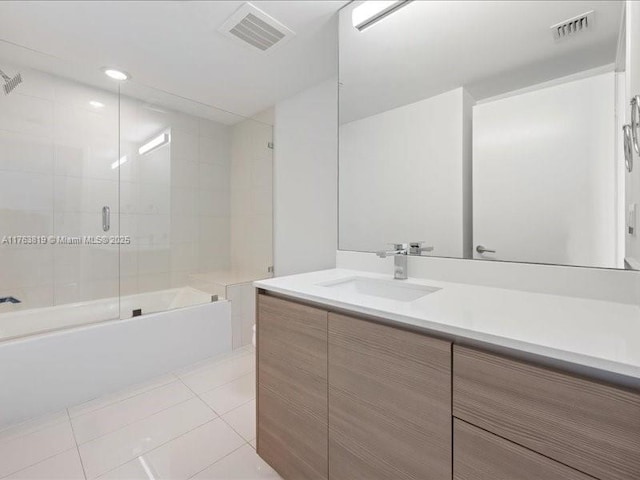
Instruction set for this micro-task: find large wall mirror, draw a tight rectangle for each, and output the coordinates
[339,0,640,270]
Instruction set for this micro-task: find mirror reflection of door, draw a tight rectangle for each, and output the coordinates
[472,71,620,268]
[338,0,636,270]
[624,0,640,270]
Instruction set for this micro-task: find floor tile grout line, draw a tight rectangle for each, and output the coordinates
[93,417,223,480]
[186,367,256,399]
[176,376,222,417]
[0,446,79,480]
[176,370,256,417]
[185,442,250,480]
[69,373,180,420]
[1,350,254,479]
[67,408,88,480]
[175,365,255,393]
[177,375,255,445]
[173,349,254,381]
[218,405,256,444]
[70,351,253,447]
[0,413,78,478]
[217,396,256,419]
[176,355,255,395]
[2,373,181,459]
[76,394,199,448]
[71,348,253,424]
[171,347,253,376]
[0,410,69,444]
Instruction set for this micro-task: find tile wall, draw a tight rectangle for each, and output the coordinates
[0,63,235,313]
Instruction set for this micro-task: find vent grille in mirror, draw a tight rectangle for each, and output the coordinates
[551,11,594,40]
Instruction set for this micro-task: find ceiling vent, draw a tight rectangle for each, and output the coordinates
[218,3,295,52]
[551,11,594,40]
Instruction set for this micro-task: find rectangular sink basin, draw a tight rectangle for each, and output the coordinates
[318,277,440,302]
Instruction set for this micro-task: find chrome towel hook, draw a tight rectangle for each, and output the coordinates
[632,95,640,155]
[624,124,633,173]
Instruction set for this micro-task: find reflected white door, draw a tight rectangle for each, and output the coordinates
[625,0,640,268]
[472,72,618,268]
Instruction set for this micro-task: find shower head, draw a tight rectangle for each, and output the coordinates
[0,68,22,95]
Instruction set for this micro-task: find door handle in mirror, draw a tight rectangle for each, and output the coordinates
[631,95,640,155]
[476,245,496,254]
[624,124,634,173]
[102,206,110,232]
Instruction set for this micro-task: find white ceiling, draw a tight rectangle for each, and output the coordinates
[340,1,624,123]
[0,1,346,124]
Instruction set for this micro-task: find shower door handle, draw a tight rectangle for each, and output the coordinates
[102,206,111,232]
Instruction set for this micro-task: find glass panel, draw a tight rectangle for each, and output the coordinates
[0,44,120,340]
[118,81,274,322]
[0,39,275,343]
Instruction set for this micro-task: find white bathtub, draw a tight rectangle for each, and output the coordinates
[0,286,216,342]
[0,289,231,427]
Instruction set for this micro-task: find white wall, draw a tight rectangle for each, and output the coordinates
[473,71,618,268]
[339,87,472,257]
[273,79,338,276]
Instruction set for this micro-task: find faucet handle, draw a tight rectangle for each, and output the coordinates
[377,243,408,258]
[409,242,434,255]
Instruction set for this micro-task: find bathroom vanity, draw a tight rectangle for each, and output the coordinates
[254,270,640,480]
[253,0,640,477]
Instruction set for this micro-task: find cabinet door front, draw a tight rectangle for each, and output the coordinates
[257,294,328,480]
[328,313,452,480]
[454,419,593,480]
[453,345,640,480]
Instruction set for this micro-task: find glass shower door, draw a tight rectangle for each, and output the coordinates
[0,52,121,340]
[51,81,121,323]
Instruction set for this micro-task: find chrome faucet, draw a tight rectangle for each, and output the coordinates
[409,242,434,255]
[376,243,409,280]
[376,242,435,280]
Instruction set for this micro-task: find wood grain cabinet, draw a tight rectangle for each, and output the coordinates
[328,313,452,480]
[256,294,453,480]
[453,419,593,480]
[256,294,329,480]
[453,345,640,480]
[256,293,640,480]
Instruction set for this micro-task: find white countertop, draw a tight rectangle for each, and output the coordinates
[255,269,640,381]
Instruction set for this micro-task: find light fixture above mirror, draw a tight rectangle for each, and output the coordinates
[352,0,413,31]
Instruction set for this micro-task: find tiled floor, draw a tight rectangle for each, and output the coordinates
[0,346,281,480]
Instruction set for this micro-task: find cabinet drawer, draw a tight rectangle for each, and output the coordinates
[257,294,328,480]
[453,346,640,480]
[329,313,451,480]
[454,419,592,480]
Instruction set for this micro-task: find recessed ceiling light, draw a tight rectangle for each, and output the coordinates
[89,100,105,108]
[352,0,412,31]
[102,68,131,81]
